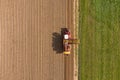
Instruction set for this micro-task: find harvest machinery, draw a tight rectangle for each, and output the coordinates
[63,28,79,55]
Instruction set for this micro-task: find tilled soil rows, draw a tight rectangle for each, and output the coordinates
[0,0,74,80]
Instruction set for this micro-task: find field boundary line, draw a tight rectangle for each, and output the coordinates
[73,0,79,80]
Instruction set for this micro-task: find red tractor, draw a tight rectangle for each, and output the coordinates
[63,28,79,55]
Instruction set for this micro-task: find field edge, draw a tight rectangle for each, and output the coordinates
[73,0,79,80]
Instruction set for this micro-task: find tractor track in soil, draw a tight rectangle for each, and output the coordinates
[0,0,74,80]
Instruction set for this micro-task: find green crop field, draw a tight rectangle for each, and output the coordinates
[78,0,120,80]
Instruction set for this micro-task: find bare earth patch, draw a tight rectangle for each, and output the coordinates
[0,0,75,80]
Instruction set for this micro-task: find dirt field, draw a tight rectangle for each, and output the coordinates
[0,0,74,80]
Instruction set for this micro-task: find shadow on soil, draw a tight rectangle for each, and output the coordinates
[52,28,67,54]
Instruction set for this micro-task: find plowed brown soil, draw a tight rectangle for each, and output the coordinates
[0,0,74,80]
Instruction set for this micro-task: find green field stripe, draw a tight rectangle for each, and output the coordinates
[79,0,120,80]
[79,0,84,79]
[79,0,87,80]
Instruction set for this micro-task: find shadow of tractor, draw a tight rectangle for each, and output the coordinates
[52,28,68,54]
[52,32,63,53]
